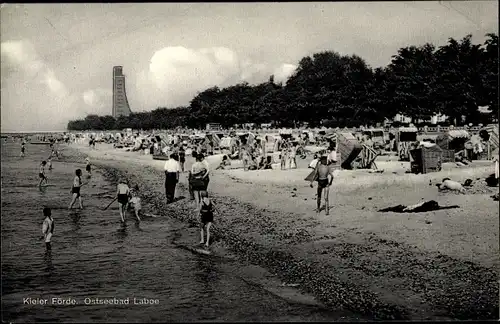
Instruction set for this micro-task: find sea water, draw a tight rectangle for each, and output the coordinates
[1,140,347,322]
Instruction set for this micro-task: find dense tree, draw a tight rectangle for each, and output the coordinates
[67,33,498,131]
[432,35,485,125]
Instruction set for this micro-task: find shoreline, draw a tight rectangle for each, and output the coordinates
[60,143,499,320]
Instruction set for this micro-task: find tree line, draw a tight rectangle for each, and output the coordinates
[67,33,498,131]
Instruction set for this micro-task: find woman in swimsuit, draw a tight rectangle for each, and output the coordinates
[68,169,84,209]
[116,178,130,223]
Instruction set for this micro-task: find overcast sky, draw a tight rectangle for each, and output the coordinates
[1,2,498,132]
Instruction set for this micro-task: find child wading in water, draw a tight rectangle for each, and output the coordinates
[85,158,92,176]
[47,157,53,171]
[38,161,48,187]
[199,190,218,248]
[68,169,84,209]
[20,142,26,157]
[116,178,130,223]
[40,207,54,250]
[128,184,142,222]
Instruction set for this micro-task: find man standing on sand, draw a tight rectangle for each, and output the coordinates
[310,155,335,215]
[164,153,180,204]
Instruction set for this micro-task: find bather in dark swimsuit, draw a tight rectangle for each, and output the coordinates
[117,194,129,205]
[200,201,214,224]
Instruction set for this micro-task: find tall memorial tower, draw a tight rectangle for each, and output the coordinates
[112,66,132,118]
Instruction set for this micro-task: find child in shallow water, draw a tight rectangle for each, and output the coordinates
[85,158,92,176]
[40,207,54,250]
[38,161,48,187]
[68,169,84,209]
[199,190,218,248]
[128,184,142,222]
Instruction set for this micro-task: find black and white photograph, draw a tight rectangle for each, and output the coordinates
[1,1,499,322]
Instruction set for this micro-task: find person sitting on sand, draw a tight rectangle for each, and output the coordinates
[68,169,84,209]
[40,207,54,251]
[310,155,335,215]
[116,178,130,223]
[216,155,231,170]
[85,158,92,176]
[199,190,218,248]
[128,184,142,222]
[38,161,48,187]
[259,156,273,170]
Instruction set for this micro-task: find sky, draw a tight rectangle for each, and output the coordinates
[0,2,498,132]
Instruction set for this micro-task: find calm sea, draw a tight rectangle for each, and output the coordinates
[1,139,348,322]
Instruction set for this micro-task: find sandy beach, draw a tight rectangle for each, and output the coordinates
[62,142,499,320]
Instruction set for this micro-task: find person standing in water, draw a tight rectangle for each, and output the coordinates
[38,161,48,187]
[20,142,26,158]
[40,207,54,250]
[85,158,92,176]
[116,178,131,223]
[68,169,84,209]
[47,157,53,171]
[128,184,142,222]
[199,190,217,248]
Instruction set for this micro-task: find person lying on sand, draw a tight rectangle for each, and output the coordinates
[310,155,335,215]
[436,178,466,194]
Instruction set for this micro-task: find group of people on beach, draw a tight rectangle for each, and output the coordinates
[163,148,217,248]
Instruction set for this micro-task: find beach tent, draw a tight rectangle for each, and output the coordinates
[397,126,418,161]
[337,132,363,170]
[436,129,470,152]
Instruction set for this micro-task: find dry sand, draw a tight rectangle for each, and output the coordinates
[62,142,499,320]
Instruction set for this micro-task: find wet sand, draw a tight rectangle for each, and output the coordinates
[64,142,499,320]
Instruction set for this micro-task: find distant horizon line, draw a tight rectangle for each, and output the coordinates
[1,130,67,134]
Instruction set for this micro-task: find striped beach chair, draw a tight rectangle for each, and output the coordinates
[359,144,380,169]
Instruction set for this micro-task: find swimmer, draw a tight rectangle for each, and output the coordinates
[40,207,54,250]
[116,178,130,223]
[38,161,48,187]
[85,158,92,176]
[68,169,84,209]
